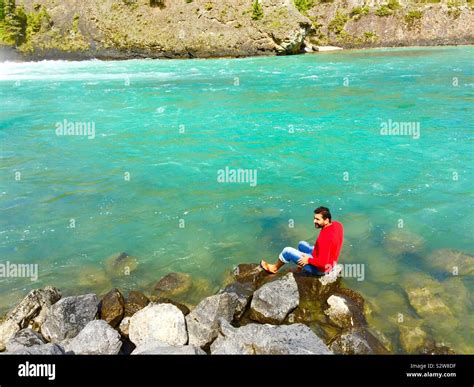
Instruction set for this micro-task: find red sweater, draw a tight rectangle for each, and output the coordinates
[308,221,344,273]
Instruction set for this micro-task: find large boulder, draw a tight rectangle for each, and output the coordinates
[250,273,299,324]
[128,303,187,347]
[0,287,61,350]
[65,320,122,355]
[186,293,239,348]
[124,291,149,317]
[41,294,99,342]
[132,340,206,355]
[99,288,125,327]
[6,328,46,353]
[218,281,254,320]
[211,319,332,355]
[329,328,389,354]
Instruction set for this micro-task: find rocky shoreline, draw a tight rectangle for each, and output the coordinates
[0,260,458,355]
[0,0,472,62]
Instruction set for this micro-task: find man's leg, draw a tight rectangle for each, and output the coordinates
[261,246,304,274]
[298,241,314,255]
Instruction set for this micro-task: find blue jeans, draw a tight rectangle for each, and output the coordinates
[279,241,326,275]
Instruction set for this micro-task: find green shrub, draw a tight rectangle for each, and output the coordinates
[350,5,369,19]
[328,10,348,34]
[405,9,423,24]
[387,0,401,10]
[293,0,316,13]
[251,0,263,20]
[375,5,393,16]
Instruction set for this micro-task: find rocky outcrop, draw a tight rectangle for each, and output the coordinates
[211,319,332,355]
[128,303,187,347]
[64,320,122,355]
[0,287,61,350]
[250,273,299,324]
[186,293,239,348]
[41,294,99,343]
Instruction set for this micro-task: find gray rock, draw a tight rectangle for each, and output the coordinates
[128,303,187,346]
[6,328,46,353]
[132,340,206,355]
[211,319,332,355]
[8,343,65,355]
[329,328,389,354]
[65,320,122,355]
[218,281,254,320]
[41,294,99,342]
[186,293,239,348]
[0,287,61,350]
[250,273,299,324]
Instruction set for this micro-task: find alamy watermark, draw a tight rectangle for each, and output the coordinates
[217,167,258,187]
[55,119,96,139]
[0,261,38,281]
[380,119,420,139]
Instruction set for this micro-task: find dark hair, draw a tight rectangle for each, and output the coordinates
[314,206,331,221]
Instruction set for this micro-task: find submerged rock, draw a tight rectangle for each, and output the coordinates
[398,317,427,354]
[250,273,299,324]
[41,294,99,342]
[99,288,125,328]
[211,319,332,355]
[65,320,122,355]
[329,328,389,354]
[77,266,113,294]
[128,303,187,347]
[423,249,474,276]
[104,252,139,277]
[186,293,239,348]
[153,272,192,297]
[0,287,61,350]
[384,229,425,256]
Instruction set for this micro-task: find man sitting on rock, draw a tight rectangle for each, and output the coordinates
[260,206,344,275]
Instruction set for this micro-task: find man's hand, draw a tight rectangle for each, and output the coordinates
[297,254,310,267]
